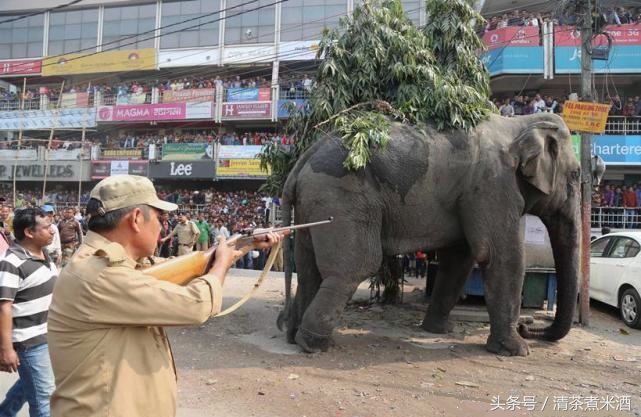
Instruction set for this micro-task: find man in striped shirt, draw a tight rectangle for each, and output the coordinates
[0,208,57,417]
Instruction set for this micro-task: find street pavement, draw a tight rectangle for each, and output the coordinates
[0,368,208,416]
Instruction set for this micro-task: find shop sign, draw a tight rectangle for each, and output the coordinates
[0,162,88,181]
[90,161,148,179]
[221,102,271,120]
[226,88,270,102]
[149,160,215,179]
[162,143,213,160]
[42,48,157,76]
[96,102,213,122]
[163,89,216,103]
[99,148,143,160]
[216,158,269,179]
[483,26,540,50]
[0,59,42,76]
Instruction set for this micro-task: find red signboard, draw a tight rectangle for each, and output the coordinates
[0,59,42,76]
[483,26,540,50]
[97,102,213,122]
[162,88,216,103]
[555,24,641,46]
[221,102,272,119]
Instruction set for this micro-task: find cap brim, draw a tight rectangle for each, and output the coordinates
[148,199,178,212]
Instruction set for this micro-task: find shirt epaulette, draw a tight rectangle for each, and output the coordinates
[94,243,135,267]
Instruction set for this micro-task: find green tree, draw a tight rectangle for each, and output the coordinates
[260,0,493,195]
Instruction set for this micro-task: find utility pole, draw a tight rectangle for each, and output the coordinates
[579,0,593,326]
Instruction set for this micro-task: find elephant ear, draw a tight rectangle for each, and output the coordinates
[510,121,560,195]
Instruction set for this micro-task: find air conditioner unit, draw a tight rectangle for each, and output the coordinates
[592,46,610,61]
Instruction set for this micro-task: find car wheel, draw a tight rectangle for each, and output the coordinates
[620,288,641,329]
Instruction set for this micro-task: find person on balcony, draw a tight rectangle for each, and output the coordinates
[623,98,636,117]
[623,186,638,228]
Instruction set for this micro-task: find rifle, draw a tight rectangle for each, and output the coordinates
[144,217,333,285]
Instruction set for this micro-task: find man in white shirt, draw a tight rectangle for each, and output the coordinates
[533,94,547,113]
[43,205,62,266]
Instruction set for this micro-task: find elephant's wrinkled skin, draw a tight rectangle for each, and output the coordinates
[277,113,580,356]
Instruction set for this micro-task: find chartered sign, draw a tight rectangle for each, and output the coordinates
[148,160,216,179]
[0,161,90,181]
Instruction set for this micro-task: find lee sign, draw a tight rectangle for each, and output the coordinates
[148,160,215,179]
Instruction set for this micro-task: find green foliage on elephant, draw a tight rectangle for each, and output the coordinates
[259,0,494,195]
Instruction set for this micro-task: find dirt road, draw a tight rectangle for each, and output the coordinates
[170,270,641,417]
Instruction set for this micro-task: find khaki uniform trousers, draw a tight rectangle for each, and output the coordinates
[177,243,194,256]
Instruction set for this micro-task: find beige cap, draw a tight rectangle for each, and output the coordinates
[90,175,177,214]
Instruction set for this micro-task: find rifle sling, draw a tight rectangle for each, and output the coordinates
[214,240,282,317]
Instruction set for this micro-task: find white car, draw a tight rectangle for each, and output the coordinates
[590,232,641,329]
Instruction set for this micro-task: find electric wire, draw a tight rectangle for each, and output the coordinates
[0,0,84,25]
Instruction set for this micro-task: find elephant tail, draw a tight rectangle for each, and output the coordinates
[276,172,296,332]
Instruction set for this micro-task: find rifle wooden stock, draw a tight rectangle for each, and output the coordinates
[144,217,333,286]
[144,248,214,285]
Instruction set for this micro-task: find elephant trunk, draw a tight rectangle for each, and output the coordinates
[519,210,579,340]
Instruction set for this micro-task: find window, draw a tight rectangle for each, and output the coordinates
[103,3,156,50]
[353,0,421,25]
[0,14,44,59]
[49,8,99,55]
[590,237,612,258]
[401,0,421,25]
[161,0,220,49]
[608,237,641,259]
[281,0,347,42]
[224,0,275,45]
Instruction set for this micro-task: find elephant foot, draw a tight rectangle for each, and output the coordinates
[421,315,452,334]
[486,331,530,356]
[286,326,298,344]
[295,327,332,353]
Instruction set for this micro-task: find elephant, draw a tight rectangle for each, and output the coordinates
[276,112,581,357]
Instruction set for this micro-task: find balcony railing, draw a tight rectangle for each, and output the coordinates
[591,207,641,229]
[604,116,641,135]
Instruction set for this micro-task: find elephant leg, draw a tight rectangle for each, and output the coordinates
[481,236,529,357]
[422,243,474,333]
[287,231,322,344]
[295,226,382,353]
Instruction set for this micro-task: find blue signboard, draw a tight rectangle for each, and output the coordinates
[480,47,544,76]
[227,87,270,102]
[277,99,309,119]
[593,135,641,165]
[555,45,641,74]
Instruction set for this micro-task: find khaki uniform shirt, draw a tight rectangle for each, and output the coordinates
[47,231,223,417]
[167,222,200,246]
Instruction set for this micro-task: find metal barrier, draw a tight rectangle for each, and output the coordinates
[604,116,641,135]
[591,207,641,229]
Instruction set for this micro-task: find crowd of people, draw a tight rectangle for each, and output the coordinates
[592,182,641,228]
[607,95,641,117]
[93,129,292,149]
[494,93,563,116]
[0,72,317,110]
[484,6,641,33]
[494,92,641,120]
[0,186,281,270]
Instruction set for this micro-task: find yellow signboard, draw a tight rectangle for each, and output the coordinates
[561,101,610,134]
[217,159,270,178]
[42,48,157,76]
